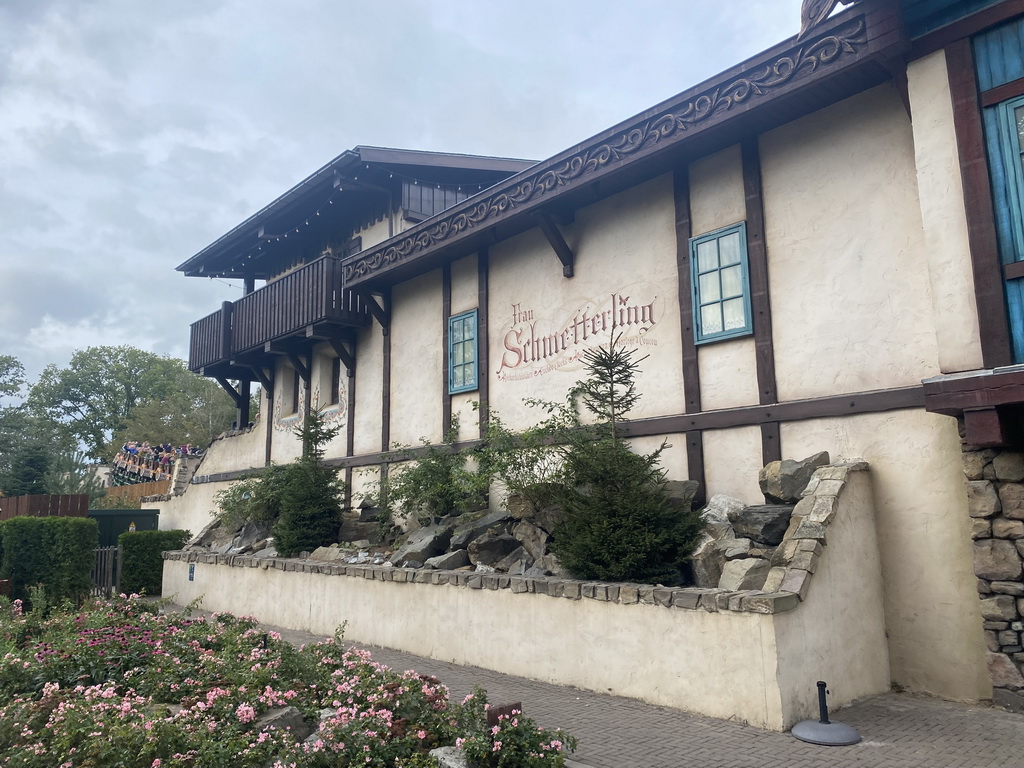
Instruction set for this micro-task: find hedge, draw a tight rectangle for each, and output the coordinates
[118,529,191,596]
[0,516,99,605]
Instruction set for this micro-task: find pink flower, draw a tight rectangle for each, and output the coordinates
[492,741,503,752]
[236,703,256,723]
[416,729,427,739]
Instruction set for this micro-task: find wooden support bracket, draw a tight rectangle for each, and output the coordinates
[357,291,391,328]
[535,212,574,278]
[242,365,274,393]
[329,339,356,376]
[214,377,245,408]
[288,353,310,382]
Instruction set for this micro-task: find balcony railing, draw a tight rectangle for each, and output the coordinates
[188,255,369,374]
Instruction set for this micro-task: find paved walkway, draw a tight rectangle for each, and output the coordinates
[170,605,1024,768]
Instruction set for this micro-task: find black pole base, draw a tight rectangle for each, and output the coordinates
[791,719,862,746]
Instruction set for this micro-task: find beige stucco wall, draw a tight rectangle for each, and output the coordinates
[906,51,984,373]
[762,83,942,401]
[158,480,227,537]
[702,426,764,504]
[689,144,761,411]
[353,324,385,456]
[487,175,682,431]
[270,358,304,465]
[390,270,445,446]
[774,469,890,723]
[781,410,990,701]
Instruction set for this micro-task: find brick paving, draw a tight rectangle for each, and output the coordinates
[172,606,1024,767]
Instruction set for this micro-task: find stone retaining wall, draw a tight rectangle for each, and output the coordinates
[963,443,1024,712]
[162,463,889,730]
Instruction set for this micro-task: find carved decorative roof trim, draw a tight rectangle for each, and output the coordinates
[344,15,872,285]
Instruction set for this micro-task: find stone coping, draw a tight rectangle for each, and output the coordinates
[163,461,867,619]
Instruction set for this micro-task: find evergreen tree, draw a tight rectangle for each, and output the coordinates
[272,409,345,557]
[550,335,704,584]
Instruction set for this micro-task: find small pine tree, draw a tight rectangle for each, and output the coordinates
[550,335,704,584]
[272,409,345,557]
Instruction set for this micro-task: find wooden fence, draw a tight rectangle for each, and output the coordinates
[92,545,123,598]
[0,494,89,521]
[105,481,170,505]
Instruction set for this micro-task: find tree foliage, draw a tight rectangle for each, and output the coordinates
[27,345,236,459]
[539,336,704,584]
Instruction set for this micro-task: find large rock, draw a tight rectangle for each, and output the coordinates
[690,534,728,588]
[495,546,531,574]
[339,515,381,543]
[424,550,471,570]
[718,558,771,591]
[512,520,550,561]
[975,540,1023,581]
[759,452,830,504]
[232,521,271,553]
[253,706,313,742]
[392,523,454,566]
[308,545,347,563]
[451,510,511,549]
[728,505,794,547]
[537,553,571,578]
[430,747,470,768]
[468,532,522,567]
[533,504,566,535]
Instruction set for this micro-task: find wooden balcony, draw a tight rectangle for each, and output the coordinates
[188,255,370,375]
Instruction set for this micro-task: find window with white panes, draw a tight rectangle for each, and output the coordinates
[448,310,478,394]
[690,222,753,344]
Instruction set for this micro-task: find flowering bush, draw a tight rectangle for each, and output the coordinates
[0,595,576,768]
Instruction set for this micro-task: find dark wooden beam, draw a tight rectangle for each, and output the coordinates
[242,364,273,392]
[742,137,782,469]
[192,385,928,483]
[264,380,274,465]
[946,40,1014,368]
[923,369,1024,414]
[478,248,491,440]
[357,291,391,328]
[329,339,356,374]
[963,408,1011,448]
[382,289,392,451]
[673,166,706,505]
[442,264,452,434]
[981,77,1024,108]
[214,377,245,408]
[287,353,310,382]
[535,212,575,278]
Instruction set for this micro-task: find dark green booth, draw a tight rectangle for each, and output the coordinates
[88,509,160,547]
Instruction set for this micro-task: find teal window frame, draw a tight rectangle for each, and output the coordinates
[448,309,479,394]
[689,222,753,344]
[993,93,1024,263]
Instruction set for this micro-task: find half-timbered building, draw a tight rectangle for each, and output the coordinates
[166,0,1024,717]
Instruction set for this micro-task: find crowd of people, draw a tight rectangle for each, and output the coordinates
[112,441,203,485]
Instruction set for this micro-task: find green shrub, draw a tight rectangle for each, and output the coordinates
[0,516,99,605]
[538,335,704,584]
[272,409,345,557]
[118,529,191,595]
[214,464,289,529]
[381,416,489,525]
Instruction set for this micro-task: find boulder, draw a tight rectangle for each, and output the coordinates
[690,534,728,588]
[703,494,746,525]
[512,520,550,561]
[718,558,771,591]
[729,505,794,547]
[391,523,454,566]
[537,553,571,578]
[451,510,511,549]
[468,532,522,567]
[430,746,470,768]
[495,546,531,573]
[723,538,753,560]
[308,545,347,563]
[187,518,222,549]
[975,540,1023,581]
[233,521,271,553]
[533,504,566,536]
[424,550,471,570]
[253,706,313,742]
[338,517,381,544]
[758,452,830,504]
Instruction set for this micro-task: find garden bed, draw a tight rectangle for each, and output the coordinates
[0,594,575,767]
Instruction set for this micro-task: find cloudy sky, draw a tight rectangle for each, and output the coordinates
[0,0,804,385]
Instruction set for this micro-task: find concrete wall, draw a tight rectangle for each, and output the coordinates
[163,465,888,730]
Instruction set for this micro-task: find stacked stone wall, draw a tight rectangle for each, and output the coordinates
[964,443,1024,712]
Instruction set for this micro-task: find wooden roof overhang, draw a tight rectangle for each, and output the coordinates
[342,1,908,292]
[176,146,535,280]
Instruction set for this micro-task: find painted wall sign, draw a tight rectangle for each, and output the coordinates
[496,291,660,381]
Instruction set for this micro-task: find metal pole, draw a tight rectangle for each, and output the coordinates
[816,681,830,724]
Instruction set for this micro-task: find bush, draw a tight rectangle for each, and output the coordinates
[214,464,289,529]
[0,516,99,605]
[381,416,489,525]
[272,409,345,557]
[532,335,704,584]
[118,529,191,595]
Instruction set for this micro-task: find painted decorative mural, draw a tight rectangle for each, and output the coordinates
[495,287,662,382]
